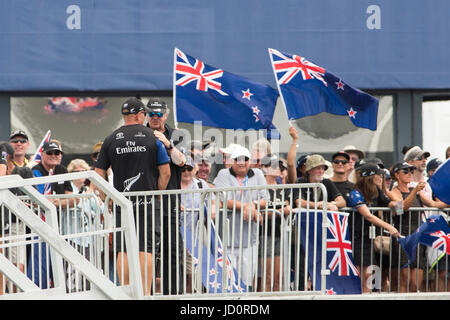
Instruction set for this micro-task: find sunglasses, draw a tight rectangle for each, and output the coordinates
[235,156,250,162]
[10,139,27,144]
[333,159,349,165]
[400,168,415,174]
[92,152,100,159]
[181,166,194,172]
[45,150,62,156]
[149,111,164,118]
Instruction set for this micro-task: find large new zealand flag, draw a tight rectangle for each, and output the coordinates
[174,48,280,139]
[268,48,378,131]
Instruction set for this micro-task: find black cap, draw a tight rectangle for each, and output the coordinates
[42,141,63,153]
[121,97,148,115]
[357,163,383,177]
[147,98,168,113]
[296,154,310,168]
[332,151,350,161]
[427,158,443,172]
[392,162,415,174]
[9,130,29,141]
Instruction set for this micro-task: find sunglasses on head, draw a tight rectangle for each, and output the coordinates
[333,159,349,165]
[10,139,27,144]
[181,166,194,172]
[149,111,164,118]
[45,150,62,156]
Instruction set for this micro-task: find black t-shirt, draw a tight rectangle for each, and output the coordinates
[293,177,342,203]
[32,163,73,195]
[160,124,184,213]
[96,124,169,192]
[264,188,292,237]
[332,180,355,205]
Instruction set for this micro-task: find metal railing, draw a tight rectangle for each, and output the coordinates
[0,171,142,300]
[0,171,449,299]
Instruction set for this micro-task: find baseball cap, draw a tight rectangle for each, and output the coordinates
[357,163,383,177]
[296,154,310,168]
[230,145,251,160]
[392,162,415,174]
[261,154,280,168]
[9,129,29,141]
[404,146,431,162]
[332,151,350,161]
[121,97,148,115]
[305,154,329,172]
[343,145,365,159]
[42,141,63,153]
[426,158,443,172]
[219,143,241,155]
[147,98,168,113]
[357,158,385,169]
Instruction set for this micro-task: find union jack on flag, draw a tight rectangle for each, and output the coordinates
[269,48,327,86]
[298,209,362,294]
[173,48,280,138]
[327,212,359,277]
[268,47,379,131]
[175,48,227,96]
[430,231,450,254]
[31,130,51,164]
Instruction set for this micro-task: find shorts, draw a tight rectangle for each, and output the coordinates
[259,233,281,258]
[114,196,161,254]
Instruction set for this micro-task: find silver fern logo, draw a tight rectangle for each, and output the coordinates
[123,172,142,191]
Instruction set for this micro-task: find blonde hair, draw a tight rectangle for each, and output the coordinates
[251,139,272,154]
[67,158,90,173]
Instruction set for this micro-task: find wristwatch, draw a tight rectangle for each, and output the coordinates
[166,139,174,150]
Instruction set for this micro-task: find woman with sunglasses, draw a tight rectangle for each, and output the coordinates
[389,162,446,292]
[347,163,401,293]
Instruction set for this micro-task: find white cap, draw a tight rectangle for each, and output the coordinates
[230,145,251,159]
[219,143,241,155]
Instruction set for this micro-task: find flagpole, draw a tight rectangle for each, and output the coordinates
[30,130,51,166]
[173,47,179,129]
[268,48,293,125]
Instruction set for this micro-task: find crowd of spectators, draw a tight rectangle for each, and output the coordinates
[0,97,449,295]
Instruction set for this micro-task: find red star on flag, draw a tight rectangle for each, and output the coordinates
[347,107,357,119]
[336,79,345,90]
[252,106,260,114]
[242,88,253,100]
[325,288,336,295]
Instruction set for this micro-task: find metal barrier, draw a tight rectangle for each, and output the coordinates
[0,171,142,300]
[1,172,449,299]
[342,206,450,294]
[120,183,329,298]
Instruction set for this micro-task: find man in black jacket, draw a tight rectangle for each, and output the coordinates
[146,98,186,295]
